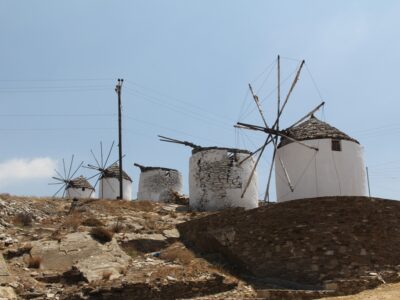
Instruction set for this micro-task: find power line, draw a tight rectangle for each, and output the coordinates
[0,78,115,82]
[124,79,235,124]
[0,113,115,117]
[124,87,234,133]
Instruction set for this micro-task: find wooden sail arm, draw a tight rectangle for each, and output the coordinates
[249,83,269,128]
[278,156,294,192]
[272,60,305,129]
[238,134,273,166]
[158,135,201,149]
[263,128,319,151]
[235,122,268,133]
[286,101,325,130]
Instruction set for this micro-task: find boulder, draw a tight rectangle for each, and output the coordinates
[31,232,131,282]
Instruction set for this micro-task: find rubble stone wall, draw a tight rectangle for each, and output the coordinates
[137,169,183,202]
[189,148,258,211]
[178,196,400,288]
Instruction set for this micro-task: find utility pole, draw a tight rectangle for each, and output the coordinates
[366,166,371,198]
[115,78,124,200]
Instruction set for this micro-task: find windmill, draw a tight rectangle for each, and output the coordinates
[49,155,86,198]
[235,55,325,203]
[85,141,132,200]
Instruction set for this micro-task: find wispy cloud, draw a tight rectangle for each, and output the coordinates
[0,157,57,187]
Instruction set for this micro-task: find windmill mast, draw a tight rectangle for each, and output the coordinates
[115,78,124,200]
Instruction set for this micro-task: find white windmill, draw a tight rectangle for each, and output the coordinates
[50,155,95,199]
[85,142,133,200]
[236,56,367,202]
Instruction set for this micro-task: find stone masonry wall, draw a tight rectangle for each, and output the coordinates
[178,196,400,290]
[137,169,183,201]
[189,149,258,211]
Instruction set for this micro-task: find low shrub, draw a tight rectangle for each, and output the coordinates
[82,217,104,227]
[27,256,42,269]
[90,226,114,243]
[159,243,196,265]
[13,212,33,227]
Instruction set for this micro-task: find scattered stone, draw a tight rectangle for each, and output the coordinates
[0,286,17,300]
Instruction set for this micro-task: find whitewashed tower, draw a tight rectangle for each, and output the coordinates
[275,116,367,202]
[99,164,132,200]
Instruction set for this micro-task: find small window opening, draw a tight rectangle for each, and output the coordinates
[332,140,341,151]
[82,187,86,191]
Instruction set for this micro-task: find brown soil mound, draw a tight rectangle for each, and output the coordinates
[177,196,400,288]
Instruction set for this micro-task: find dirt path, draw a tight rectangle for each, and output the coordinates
[321,283,400,300]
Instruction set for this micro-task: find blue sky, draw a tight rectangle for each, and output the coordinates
[0,0,399,200]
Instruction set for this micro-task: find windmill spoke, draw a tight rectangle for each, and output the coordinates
[52,183,66,198]
[93,177,100,190]
[70,161,84,179]
[54,170,65,180]
[235,122,267,133]
[264,137,278,203]
[106,155,126,169]
[100,141,104,168]
[62,158,67,179]
[67,155,74,180]
[249,83,269,128]
[276,55,281,130]
[238,134,273,165]
[104,178,116,193]
[241,138,268,198]
[271,130,318,151]
[272,60,305,129]
[87,172,101,181]
[286,101,325,129]
[90,149,101,168]
[278,155,294,192]
[49,182,63,185]
[52,176,65,182]
[104,141,115,168]
[158,135,200,149]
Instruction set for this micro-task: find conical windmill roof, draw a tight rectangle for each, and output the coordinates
[279,116,359,148]
[101,164,132,182]
[66,176,94,190]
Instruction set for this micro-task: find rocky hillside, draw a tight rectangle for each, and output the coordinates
[0,195,255,300]
[2,195,400,299]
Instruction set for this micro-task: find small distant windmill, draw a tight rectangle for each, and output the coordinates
[49,155,85,198]
[85,141,116,194]
[85,141,131,199]
[235,55,325,202]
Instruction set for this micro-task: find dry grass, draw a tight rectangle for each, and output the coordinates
[63,213,82,231]
[27,256,42,269]
[160,243,196,265]
[102,271,112,281]
[13,212,33,227]
[110,216,125,233]
[131,200,158,212]
[81,217,104,227]
[90,226,114,243]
